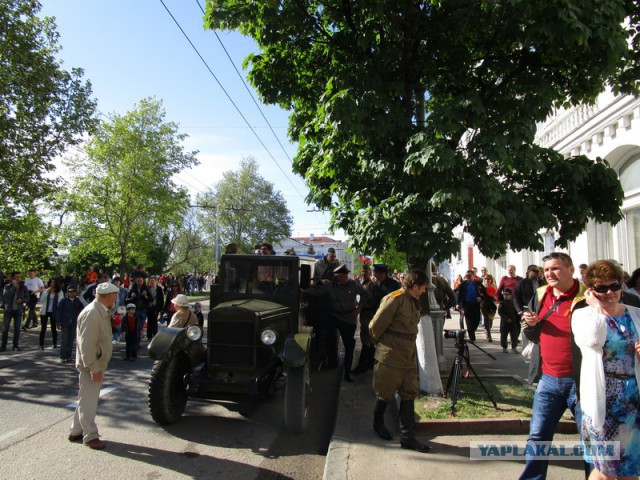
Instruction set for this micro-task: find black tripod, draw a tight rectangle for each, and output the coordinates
[444,337,498,416]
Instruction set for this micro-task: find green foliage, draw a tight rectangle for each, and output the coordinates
[0,0,97,207]
[166,207,215,274]
[196,157,293,254]
[206,0,634,259]
[61,98,199,274]
[0,207,54,274]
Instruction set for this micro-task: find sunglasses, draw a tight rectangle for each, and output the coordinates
[591,283,622,294]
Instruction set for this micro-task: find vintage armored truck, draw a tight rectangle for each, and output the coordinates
[147,253,316,433]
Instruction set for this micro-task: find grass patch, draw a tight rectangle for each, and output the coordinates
[416,376,535,420]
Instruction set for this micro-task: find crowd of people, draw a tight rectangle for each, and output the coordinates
[0,264,210,356]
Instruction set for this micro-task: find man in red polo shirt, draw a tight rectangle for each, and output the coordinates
[519,252,587,480]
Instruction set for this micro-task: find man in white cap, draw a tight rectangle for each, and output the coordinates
[168,294,198,328]
[68,281,119,450]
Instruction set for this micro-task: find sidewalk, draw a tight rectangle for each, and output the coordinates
[323,313,585,480]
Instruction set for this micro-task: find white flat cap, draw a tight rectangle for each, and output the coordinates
[96,282,119,295]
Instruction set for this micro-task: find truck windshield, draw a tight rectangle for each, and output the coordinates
[222,258,293,296]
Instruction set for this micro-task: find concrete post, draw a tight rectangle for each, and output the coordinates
[417,314,443,395]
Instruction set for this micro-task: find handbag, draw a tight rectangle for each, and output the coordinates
[521,342,534,359]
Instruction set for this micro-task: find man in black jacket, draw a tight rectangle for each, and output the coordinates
[514,265,546,349]
[1,272,30,351]
[126,276,151,347]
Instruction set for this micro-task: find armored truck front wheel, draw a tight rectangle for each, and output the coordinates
[284,361,310,433]
[148,353,191,425]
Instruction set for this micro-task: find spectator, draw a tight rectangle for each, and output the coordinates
[519,252,588,479]
[168,295,198,328]
[122,304,138,361]
[69,282,119,449]
[39,278,64,350]
[572,260,640,478]
[455,270,485,342]
[498,288,519,353]
[497,264,523,301]
[1,272,29,351]
[23,268,45,330]
[480,274,498,342]
[56,287,83,363]
[193,302,204,328]
[146,277,164,340]
[126,276,151,347]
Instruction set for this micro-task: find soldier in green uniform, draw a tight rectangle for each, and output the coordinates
[369,270,430,453]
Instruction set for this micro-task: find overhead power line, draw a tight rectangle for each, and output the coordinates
[194,0,293,166]
[158,0,305,198]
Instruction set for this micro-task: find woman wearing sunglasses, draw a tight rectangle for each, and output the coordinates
[572,260,640,479]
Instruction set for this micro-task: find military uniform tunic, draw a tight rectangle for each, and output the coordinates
[369,288,421,401]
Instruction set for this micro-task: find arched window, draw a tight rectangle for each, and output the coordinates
[620,154,640,194]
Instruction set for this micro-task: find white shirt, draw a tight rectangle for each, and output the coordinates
[24,277,44,294]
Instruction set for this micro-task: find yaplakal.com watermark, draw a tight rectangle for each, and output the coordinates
[469,441,620,461]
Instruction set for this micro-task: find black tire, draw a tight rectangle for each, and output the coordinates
[284,362,310,433]
[148,354,191,425]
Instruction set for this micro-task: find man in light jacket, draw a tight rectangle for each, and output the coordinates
[68,282,118,450]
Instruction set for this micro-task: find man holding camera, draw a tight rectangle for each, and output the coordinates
[519,252,588,480]
[369,270,430,453]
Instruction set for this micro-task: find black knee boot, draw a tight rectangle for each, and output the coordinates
[373,399,392,440]
[351,345,370,374]
[399,400,430,452]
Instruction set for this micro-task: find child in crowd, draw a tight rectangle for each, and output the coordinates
[193,302,204,328]
[497,288,519,353]
[123,303,138,361]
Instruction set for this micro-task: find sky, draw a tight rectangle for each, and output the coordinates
[39,0,344,241]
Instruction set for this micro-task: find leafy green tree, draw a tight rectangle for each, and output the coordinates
[166,207,215,273]
[0,0,97,207]
[197,157,293,254]
[0,207,54,274]
[206,0,637,260]
[61,98,199,274]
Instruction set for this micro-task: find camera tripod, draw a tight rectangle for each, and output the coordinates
[444,339,498,416]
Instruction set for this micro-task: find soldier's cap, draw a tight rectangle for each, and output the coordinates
[96,282,119,295]
[66,286,76,292]
[333,264,350,275]
[193,302,202,307]
[373,263,389,271]
[327,247,336,253]
[126,303,136,310]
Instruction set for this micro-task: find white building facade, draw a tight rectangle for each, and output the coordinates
[452,91,640,281]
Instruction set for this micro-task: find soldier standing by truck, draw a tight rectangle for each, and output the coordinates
[369,270,431,453]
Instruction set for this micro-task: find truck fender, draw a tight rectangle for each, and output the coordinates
[147,327,206,362]
[281,333,310,368]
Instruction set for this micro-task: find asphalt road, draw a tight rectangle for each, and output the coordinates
[0,319,340,480]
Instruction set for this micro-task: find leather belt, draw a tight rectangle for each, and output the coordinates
[384,330,417,342]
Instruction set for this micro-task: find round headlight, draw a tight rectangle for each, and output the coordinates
[261,328,277,345]
[186,325,202,341]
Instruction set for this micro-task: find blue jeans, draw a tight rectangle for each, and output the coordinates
[519,374,578,480]
[2,309,22,348]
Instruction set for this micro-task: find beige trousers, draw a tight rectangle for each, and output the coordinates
[70,369,102,442]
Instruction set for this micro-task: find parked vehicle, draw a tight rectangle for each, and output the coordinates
[148,253,316,433]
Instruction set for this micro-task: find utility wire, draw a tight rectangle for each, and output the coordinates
[158,0,305,198]
[195,0,293,166]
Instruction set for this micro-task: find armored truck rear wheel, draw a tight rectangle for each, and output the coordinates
[149,354,191,425]
[284,362,310,433]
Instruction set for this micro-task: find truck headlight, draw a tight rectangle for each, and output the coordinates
[186,325,203,341]
[261,328,277,345]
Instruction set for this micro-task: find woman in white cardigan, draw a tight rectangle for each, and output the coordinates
[572,260,640,480]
